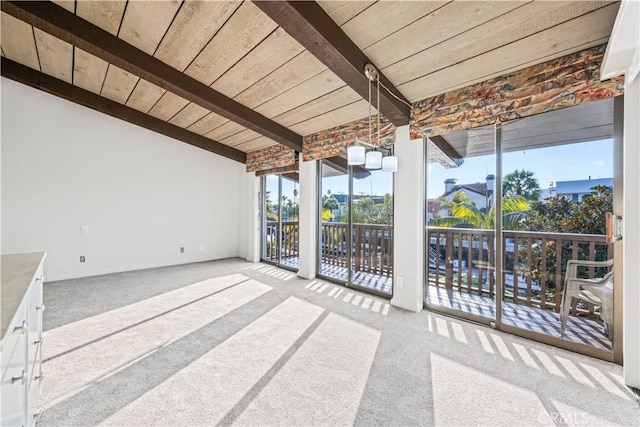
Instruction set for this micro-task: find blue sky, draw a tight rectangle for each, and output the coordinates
[269,138,613,202]
[426,138,613,198]
[319,138,613,199]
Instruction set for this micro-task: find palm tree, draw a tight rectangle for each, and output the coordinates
[322,194,339,211]
[265,191,278,221]
[503,169,541,201]
[430,191,531,230]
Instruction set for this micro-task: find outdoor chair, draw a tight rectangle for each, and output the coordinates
[559,259,614,340]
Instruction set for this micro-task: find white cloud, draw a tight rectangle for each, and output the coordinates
[593,160,605,168]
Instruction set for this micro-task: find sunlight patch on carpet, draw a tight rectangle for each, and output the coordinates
[234,312,381,426]
[41,277,271,410]
[100,297,324,426]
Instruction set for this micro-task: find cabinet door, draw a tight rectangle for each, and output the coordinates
[27,308,42,382]
[1,342,27,427]
[1,374,26,426]
[26,271,44,383]
[26,377,40,427]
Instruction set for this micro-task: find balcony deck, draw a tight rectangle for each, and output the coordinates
[425,284,612,352]
[319,263,392,295]
[268,223,613,355]
[275,255,393,295]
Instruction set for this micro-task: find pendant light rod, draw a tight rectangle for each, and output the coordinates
[347,63,398,172]
[354,139,380,148]
[368,71,372,148]
[377,70,381,147]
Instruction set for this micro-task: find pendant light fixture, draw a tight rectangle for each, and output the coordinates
[347,145,365,165]
[382,152,398,172]
[346,63,398,173]
[365,151,382,169]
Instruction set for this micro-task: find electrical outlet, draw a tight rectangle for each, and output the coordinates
[80,255,86,263]
[81,225,89,234]
[180,247,184,254]
[200,244,205,251]
[397,276,404,288]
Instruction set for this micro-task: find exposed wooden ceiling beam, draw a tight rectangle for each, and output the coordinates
[325,156,370,179]
[255,161,299,177]
[1,58,247,163]
[428,135,464,169]
[1,0,303,151]
[281,172,300,183]
[253,1,411,127]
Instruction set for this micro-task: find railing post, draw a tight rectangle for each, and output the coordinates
[555,239,563,312]
[489,231,495,299]
[445,230,454,289]
[456,232,463,289]
[540,238,548,310]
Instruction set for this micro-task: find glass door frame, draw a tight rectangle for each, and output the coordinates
[423,116,622,363]
[259,174,298,273]
[423,126,499,326]
[316,160,394,299]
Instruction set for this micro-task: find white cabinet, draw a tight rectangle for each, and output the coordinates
[1,253,46,426]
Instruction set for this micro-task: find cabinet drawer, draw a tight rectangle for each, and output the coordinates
[0,367,26,427]
[27,341,42,390]
[28,343,42,387]
[1,330,27,426]
[26,307,43,374]
[1,301,28,381]
[27,268,44,313]
[26,372,41,427]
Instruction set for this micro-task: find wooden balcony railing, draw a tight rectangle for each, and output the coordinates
[266,221,393,277]
[265,221,299,262]
[427,227,612,314]
[319,222,393,277]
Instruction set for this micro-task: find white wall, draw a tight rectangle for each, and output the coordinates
[623,74,640,388]
[297,159,317,279]
[1,78,247,281]
[237,171,260,263]
[391,126,424,312]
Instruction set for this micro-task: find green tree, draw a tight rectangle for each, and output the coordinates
[524,185,612,234]
[341,194,393,225]
[521,193,574,232]
[503,169,541,201]
[520,185,613,292]
[322,194,340,211]
[265,190,278,221]
[565,185,612,235]
[353,197,377,223]
[430,191,531,230]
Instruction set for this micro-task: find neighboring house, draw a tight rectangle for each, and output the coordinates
[539,185,557,200]
[555,177,613,202]
[324,193,347,221]
[426,199,441,222]
[438,175,495,215]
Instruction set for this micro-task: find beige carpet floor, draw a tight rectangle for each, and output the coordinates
[39,258,639,426]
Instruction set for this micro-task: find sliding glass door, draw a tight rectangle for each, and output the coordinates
[318,159,393,297]
[498,99,617,358]
[263,174,280,263]
[423,98,621,361]
[318,161,349,282]
[350,167,393,295]
[261,174,299,271]
[424,125,497,322]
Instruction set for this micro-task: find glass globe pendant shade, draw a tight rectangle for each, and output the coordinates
[382,155,398,172]
[365,150,382,169]
[347,145,365,165]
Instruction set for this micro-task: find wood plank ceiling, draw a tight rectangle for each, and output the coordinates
[0,0,620,163]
